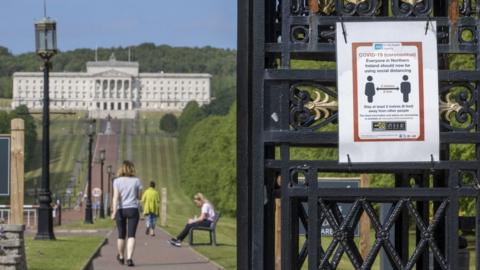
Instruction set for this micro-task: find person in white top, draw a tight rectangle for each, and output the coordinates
[168,193,216,247]
[111,160,143,267]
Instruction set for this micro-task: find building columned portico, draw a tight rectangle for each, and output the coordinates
[12,54,211,119]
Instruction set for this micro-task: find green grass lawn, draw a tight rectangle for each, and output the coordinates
[25,236,104,270]
[58,219,115,230]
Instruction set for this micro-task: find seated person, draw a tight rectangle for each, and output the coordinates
[168,193,215,247]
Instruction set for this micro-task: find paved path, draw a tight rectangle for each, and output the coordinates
[92,222,222,270]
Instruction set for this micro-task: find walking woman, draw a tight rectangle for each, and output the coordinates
[111,160,143,267]
[168,193,215,247]
[141,181,160,236]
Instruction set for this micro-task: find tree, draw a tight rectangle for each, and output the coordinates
[0,77,12,98]
[202,88,236,116]
[9,105,37,164]
[0,111,9,133]
[159,113,178,134]
[179,103,236,215]
[178,101,206,150]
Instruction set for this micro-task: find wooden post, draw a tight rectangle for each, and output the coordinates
[275,198,281,270]
[10,119,24,225]
[360,174,371,260]
[274,175,282,270]
[160,187,167,227]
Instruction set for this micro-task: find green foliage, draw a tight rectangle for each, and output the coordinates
[178,101,207,150]
[0,111,9,133]
[202,88,236,116]
[0,77,12,98]
[448,54,475,71]
[180,103,236,216]
[9,105,37,164]
[159,113,178,134]
[291,60,336,70]
[0,105,37,163]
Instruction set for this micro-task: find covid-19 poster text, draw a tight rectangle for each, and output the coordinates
[353,42,424,142]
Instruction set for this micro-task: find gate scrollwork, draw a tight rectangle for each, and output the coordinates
[439,82,477,131]
[393,0,432,17]
[290,83,338,130]
[337,0,380,16]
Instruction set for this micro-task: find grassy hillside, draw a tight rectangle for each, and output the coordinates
[24,113,89,205]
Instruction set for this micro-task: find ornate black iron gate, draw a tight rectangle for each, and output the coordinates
[238,0,480,269]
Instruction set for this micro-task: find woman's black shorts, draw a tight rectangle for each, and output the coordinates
[115,208,140,239]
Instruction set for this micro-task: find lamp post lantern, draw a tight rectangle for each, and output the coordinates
[34,16,57,240]
[85,122,95,224]
[106,165,112,216]
[99,149,106,219]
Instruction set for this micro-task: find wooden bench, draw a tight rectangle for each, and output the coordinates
[189,212,221,246]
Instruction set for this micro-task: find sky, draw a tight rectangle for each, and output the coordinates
[0,0,237,55]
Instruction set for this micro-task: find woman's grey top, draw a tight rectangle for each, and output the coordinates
[113,176,143,209]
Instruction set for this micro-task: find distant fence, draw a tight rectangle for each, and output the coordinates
[0,204,61,228]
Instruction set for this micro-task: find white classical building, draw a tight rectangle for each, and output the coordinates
[12,54,211,118]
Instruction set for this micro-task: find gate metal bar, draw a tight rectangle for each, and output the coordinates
[238,0,480,269]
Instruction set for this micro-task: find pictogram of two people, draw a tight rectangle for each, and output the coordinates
[365,75,411,103]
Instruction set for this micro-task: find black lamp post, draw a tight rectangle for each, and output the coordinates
[106,165,112,216]
[85,122,95,224]
[34,16,57,240]
[99,149,106,219]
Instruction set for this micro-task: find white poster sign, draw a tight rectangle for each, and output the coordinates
[337,21,439,163]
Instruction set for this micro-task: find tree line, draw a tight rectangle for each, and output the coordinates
[176,101,236,216]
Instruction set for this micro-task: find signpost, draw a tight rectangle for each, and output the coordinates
[337,21,439,163]
[299,178,360,236]
[0,136,10,196]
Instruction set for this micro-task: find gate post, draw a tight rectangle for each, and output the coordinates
[237,0,254,269]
